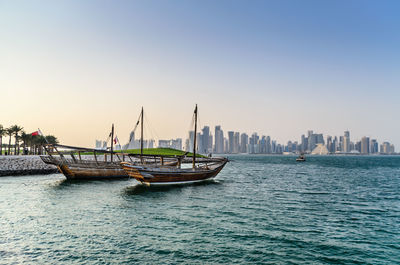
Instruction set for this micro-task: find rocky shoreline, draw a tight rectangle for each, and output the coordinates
[0,156,58,176]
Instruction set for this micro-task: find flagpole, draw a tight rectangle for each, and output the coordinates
[140,107,144,163]
[111,124,114,162]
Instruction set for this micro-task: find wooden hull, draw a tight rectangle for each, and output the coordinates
[121,159,228,185]
[41,155,179,180]
[57,164,128,180]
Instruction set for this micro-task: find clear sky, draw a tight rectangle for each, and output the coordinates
[1,0,399,148]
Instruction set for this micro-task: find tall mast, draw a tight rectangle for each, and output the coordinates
[192,104,198,169]
[111,123,114,162]
[140,107,144,159]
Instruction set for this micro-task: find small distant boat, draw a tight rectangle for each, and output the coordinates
[296,153,306,162]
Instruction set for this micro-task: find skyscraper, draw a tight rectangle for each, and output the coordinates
[380,142,394,154]
[326,136,333,153]
[187,130,195,152]
[316,134,324,145]
[228,131,234,153]
[240,133,248,153]
[343,131,350,153]
[361,136,370,154]
[300,134,307,152]
[214,126,224,154]
[308,132,317,151]
[201,126,210,154]
[233,132,240,153]
[370,139,378,154]
[266,136,271,154]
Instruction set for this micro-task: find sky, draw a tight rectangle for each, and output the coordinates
[1,0,400,148]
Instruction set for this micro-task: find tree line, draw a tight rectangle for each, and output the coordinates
[0,125,59,155]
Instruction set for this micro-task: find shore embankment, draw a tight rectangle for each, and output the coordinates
[0,155,58,176]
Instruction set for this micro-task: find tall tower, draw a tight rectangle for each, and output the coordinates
[228,131,234,154]
[361,136,370,154]
[240,133,248,153]
[214,126,224,154]
[201,126,210,154]
[234,132,240,153]
[343,131,350,153]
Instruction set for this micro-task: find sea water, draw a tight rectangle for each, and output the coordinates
[0,155,399,264]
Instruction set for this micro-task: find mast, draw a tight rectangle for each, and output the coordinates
[111,123,114,162]
[140,107,144,160]
[192,104,198,169]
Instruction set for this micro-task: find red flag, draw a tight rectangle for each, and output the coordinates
[31,131,39,136]
[114,136,118,144]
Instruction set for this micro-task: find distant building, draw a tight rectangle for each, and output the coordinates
[158,138,182,150]
[380,142,394,154]
[148,139,154,149]
[370,139,378,154]
[326,136,333,153]
[343,131,350,153]
[158,140,170,148]
[333,136,338,152]
[95,140,107,150]
[301,134,307,152]
[227,131,234,153]
[355,141,361,153]
[311,144,329,155]
[214,126,224,154]
[224,138,229,153]
[171,138,182,150]
[240,133,248,153]
[266,136,271,154]
[361,136,370,154]
[208,135,213,152]
[200,126,210,154]
[233,132,240,153]
[186,131,195,151]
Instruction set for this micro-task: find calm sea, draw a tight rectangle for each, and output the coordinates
[1,155,399,264]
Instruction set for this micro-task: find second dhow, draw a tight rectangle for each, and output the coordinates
[121,104,228,185]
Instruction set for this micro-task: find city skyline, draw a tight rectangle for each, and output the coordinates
[1,1,400,148]
[186,126,396,155]
[102,124,396,155]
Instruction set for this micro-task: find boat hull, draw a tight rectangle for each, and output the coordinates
[57,164,128,180]
[41,156,129,180]
[41,155,179,180]
[122,159,227,185]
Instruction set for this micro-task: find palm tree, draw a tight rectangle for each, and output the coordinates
[6,127,13,155]
[11,125,23,155]
[20,131,31,155]
[0,125,5,155]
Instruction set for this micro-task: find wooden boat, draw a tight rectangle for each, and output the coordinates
[121,157,227,185]
[41,151,179,180]
[121,105,228,185]
[41,155,128,179]
[40,110,178,180]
